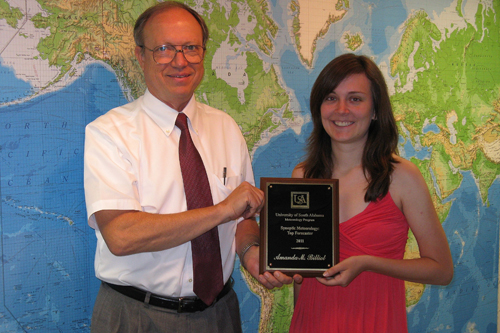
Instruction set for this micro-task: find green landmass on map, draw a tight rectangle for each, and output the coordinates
[29,0,291,151]
[244,0,278,56]
[290,0,349,67]
[343,32,363,51]
[240,267,294,333]
[391,2,500,305]
[196,1,290,150]
[0,0,24,28]
[391,3,500,204]
[31,0,145,95]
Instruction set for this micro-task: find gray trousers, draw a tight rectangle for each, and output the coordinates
[91,282,243,333]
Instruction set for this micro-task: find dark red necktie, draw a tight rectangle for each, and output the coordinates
[175,112,224,305]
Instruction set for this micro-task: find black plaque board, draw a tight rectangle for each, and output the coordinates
[259,178,339,277]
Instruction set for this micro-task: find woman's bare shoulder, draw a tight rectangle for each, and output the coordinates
[292,163,305,178]
[391,156,429,199]
[392,156,424,181]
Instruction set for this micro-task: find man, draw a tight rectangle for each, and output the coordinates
[84,2,294,332]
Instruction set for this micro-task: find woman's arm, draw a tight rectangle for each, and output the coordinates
[318,158,453,287]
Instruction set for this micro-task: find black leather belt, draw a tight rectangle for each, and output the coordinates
[105,278,234,313]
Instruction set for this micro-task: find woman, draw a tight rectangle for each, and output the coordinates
[289,53,453,332]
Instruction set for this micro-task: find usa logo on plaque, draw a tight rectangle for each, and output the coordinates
[291,192,309,209]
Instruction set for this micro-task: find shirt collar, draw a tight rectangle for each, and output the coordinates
[142,90,200,137]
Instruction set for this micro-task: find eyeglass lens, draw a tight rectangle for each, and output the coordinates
[153,45,204,64]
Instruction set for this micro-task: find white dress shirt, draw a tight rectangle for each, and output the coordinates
[84,90,254,297]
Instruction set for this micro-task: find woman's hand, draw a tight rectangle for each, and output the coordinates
[317,256,368,287]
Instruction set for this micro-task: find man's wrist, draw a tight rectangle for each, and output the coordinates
[239,241,259,264]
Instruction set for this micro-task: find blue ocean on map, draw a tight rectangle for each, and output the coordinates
[0,63,127,331]
[0,56,34,102]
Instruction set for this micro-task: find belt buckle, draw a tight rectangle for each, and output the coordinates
[177,297,185,313]
[177,297,198,313]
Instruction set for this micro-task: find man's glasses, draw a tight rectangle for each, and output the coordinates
[140,44,206,64]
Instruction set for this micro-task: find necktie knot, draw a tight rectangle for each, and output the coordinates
[175,112,189,132]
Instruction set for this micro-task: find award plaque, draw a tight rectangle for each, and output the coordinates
[259,178,339,277]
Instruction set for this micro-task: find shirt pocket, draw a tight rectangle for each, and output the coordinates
[210,168,242,202]
[210,171,246,224]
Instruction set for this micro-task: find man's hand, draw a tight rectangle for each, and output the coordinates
[219,182,265,221]
[242,245,302,289]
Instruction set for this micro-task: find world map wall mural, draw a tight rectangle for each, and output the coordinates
[0,0,499,332]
